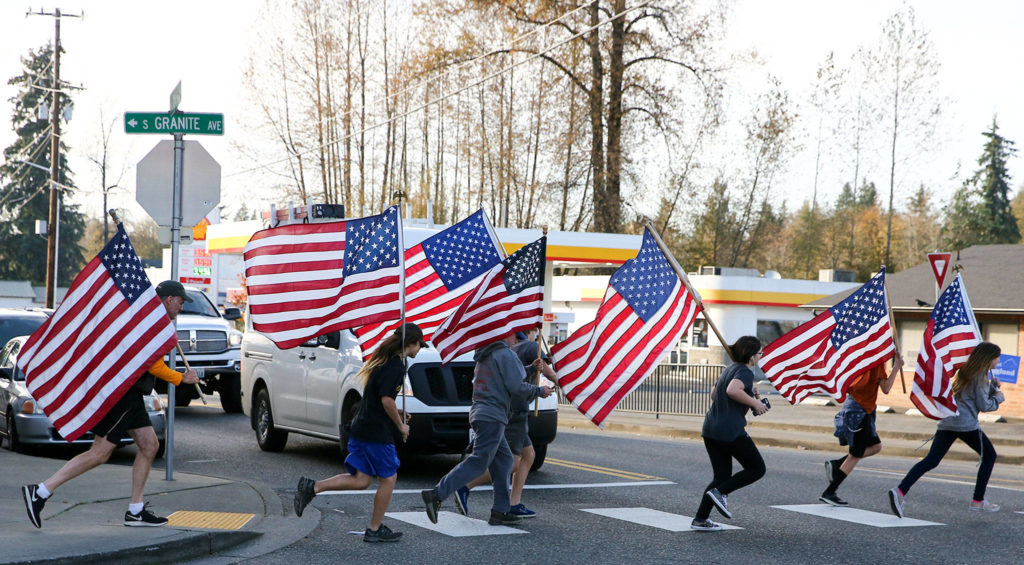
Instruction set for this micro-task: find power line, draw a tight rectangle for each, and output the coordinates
[228,0,644,180]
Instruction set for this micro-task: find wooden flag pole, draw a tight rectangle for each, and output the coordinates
[174,343,209,405]
[882,267,906,393]
[534,225,548,417]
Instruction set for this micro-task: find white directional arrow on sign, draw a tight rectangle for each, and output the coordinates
[127,118,138,128]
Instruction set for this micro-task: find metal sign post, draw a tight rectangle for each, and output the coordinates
[165,131,185,481]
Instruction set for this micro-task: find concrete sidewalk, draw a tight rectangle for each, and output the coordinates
[0,449,318,565]
[558,390,1024,465]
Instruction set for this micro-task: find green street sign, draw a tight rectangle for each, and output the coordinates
[124,112,224,135]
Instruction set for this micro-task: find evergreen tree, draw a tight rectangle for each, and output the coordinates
[942,119,1021,249]
[0,44,86,285]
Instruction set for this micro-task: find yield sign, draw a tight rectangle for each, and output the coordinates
[927,252,952,288]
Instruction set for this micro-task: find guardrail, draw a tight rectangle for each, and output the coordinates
[558,363,726,417]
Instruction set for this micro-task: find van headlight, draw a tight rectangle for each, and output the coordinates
[402,376,414,397]
[22,398,45,415]
[228,330,243,348]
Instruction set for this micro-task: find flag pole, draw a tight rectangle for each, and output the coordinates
[881,266,906,393]
[641,220,755,399]
[397,206,408,426]
[534,225,548,416]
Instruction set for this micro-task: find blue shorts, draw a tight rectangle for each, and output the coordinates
[344,438,400,479]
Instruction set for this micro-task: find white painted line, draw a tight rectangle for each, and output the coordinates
[859,467,1024,493]
[318,480,675,496]
[582,507,742,531]
[386,511,528,537]
[772,505,943,528]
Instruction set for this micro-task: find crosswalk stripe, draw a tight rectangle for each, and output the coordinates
[581,507,742,531]
[386,511,528,537]
[772,504,944,527]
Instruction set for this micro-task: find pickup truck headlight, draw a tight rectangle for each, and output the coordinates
[21,398,45,414]
[402,376,413,397]
[143,395,164,412]
[228,330,243,348]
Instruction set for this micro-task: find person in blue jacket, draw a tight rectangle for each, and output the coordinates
[422,331,553,526]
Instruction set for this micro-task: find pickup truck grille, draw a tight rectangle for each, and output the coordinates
[177,330,228,353]
[410,362,475,406]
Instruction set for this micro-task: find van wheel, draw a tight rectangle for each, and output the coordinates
[255,388,288,452]
[338,397,361,457]
[531,442,548,471]
[220,374,243,413]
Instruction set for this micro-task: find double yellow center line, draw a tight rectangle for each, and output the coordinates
[545,457,664,481]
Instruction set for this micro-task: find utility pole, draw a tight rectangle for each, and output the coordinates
[28,7,80,308]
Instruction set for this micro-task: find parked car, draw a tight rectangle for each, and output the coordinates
[0,335,167,456]
[153,286,245,413]
[241,322,558,469]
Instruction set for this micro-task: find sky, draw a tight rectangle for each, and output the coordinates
[1,0,1022,228]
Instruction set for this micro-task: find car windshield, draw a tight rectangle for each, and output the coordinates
[0,315,46,349]
[181,290,220,317]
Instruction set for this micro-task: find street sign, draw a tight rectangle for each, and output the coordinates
[124,111,224,135]
[170,81,181,113]
[927,252,952,288]
[136,140,221,227]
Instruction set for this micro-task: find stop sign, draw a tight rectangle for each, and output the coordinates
[136,140,221,227]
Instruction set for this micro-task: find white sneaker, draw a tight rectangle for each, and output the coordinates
[970,499,1000,512]
[690,518,723,531]
[888,488,904,518]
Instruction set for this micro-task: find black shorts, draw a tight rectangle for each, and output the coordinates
[849,411,880,458]
[505,413,531,456]
[92,391,151,444]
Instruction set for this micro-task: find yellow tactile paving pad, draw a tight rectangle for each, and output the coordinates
[165,510,255,530]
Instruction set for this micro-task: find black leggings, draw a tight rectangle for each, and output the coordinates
[695,435,766,520]
[898,429,997,501]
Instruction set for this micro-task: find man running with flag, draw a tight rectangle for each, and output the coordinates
[19,225,198,528]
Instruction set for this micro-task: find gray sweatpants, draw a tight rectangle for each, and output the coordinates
[436,420,514,513]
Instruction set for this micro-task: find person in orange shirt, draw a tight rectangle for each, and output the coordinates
[819,354,904,506]
[22,281,200,529]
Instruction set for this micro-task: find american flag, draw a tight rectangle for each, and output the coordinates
[244,206,403,349]
[17,225,177,442]
[432,236,545,364]
[551,228,699,427]
[355,209,504,359]
[761,270,895,404]
[910,274,981,419]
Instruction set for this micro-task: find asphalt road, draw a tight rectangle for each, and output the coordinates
[48,400,1024,565]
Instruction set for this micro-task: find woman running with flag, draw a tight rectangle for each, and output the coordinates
[888,342,1004,518]
[691,335,770,531]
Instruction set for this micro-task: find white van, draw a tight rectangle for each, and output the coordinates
[240,323,559,468]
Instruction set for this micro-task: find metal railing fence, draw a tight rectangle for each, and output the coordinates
[558,363,726,418]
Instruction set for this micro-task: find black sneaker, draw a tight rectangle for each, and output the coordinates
[124,503,168,527]
[22,484,46,529]
[819,491,849,507]
[690,518,723,531]
[705,488,732,519]
[421,488,441,524]
[294,476,316,517]
[364,523,403,543]
[488,509,523,526]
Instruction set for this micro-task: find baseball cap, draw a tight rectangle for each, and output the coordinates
[395,322,428,347]
[515,331,528,341]
[155,280,193,302]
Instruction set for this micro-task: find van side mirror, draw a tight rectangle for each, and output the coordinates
[223,307,242,321]
[317,331,341,350]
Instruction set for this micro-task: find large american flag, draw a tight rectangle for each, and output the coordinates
[355,209,504,359]
[244,206,403,349]
[432,236,545,364]
[17,225,177,442]
[551,228,698,427]
[910,274,981,419]
[761,269,895,404]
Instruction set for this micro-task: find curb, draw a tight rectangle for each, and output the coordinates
[11,531,261,565]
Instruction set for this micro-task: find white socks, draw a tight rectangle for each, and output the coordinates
[37,483,51,499]
[128,502,144,515]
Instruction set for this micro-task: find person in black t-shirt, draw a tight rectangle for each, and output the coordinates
[293,323,426,543]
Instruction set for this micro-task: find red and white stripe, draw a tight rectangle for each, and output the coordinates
[760,312,894,404]
[355,242,502,360]
[244,218,402,349]
[18,260,175,442]
[432,262,543,365]
[552,280,698,427]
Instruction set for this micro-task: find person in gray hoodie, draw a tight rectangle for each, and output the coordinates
[421,332,553,526]
[888,342,1005,518]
